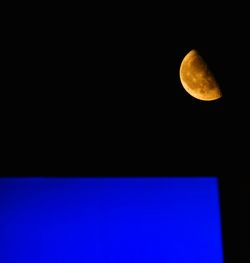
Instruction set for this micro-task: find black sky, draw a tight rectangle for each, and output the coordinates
[3,9,249,177]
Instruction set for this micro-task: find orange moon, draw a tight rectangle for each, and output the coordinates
[179,49,222,101]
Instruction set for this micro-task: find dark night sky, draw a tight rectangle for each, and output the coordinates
[2,3,249,186]
[3,8,249,184]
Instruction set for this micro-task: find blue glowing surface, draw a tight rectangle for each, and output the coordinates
[0,177,223,263]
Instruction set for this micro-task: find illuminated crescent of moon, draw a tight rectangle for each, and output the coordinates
[179,49,222,101]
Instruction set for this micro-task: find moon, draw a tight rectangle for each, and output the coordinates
[179,49,222,101]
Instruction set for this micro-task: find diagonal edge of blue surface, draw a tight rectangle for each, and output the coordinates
[0,177,223,263]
